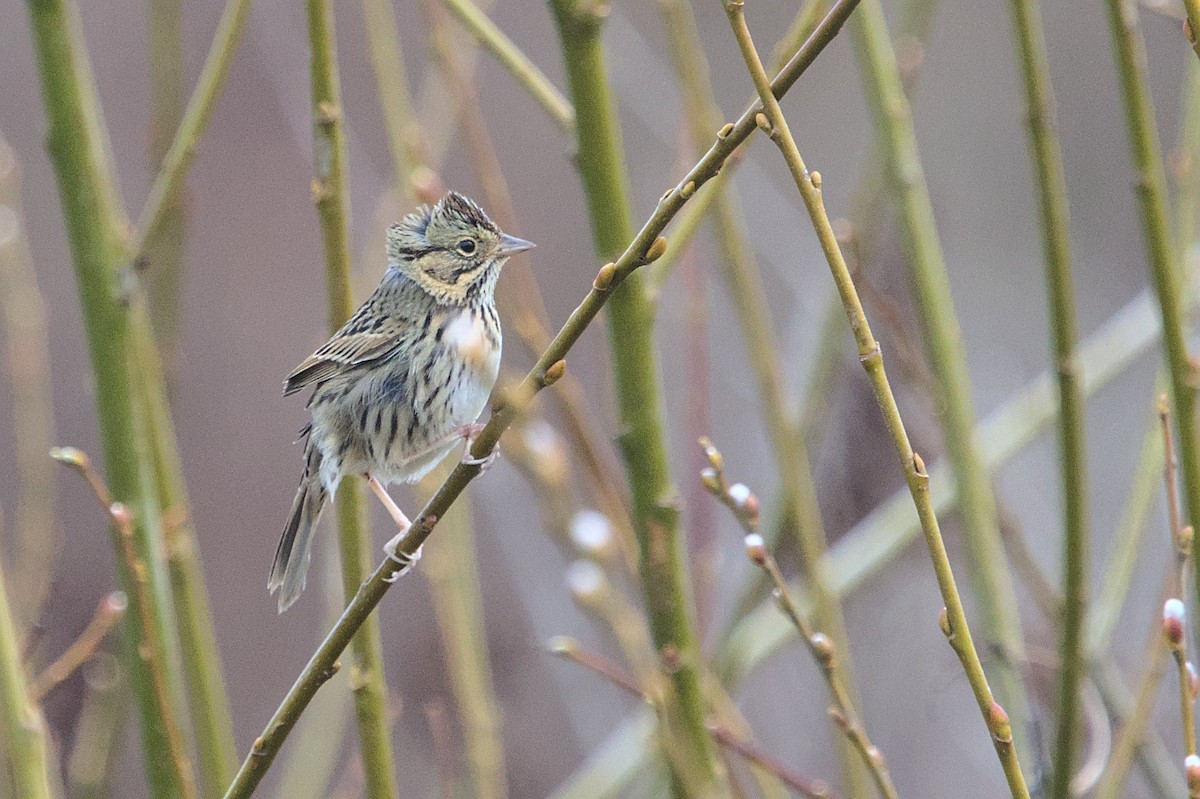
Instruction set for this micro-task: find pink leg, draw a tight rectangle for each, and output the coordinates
[364,474,421,581]
[365,474,411,532]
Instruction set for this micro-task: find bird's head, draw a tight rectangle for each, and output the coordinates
[386,191,534,304]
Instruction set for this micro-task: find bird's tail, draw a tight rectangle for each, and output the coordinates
[269,440,327,612]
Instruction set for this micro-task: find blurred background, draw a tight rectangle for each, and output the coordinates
[0,0,1196,796]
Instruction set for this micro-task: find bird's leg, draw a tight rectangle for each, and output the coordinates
[455,422,498,471]
[364,474,422,581]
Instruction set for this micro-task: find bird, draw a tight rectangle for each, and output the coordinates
[269,191,534,612]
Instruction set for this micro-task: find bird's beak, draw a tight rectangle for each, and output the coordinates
[496,233,535,256]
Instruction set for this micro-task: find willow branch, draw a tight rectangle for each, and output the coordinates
[28,591,125,702]
[724,1,1029,794]
[441,0,575,132]
[306,1,399,796]
[131,0,254,261]
[53,448,197,798]
[698,444,897,799]
[223,5,862,793]
[850,2,1033,767]
[1004,0,1089,791]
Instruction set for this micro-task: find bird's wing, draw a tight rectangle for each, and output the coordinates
[283,301,412,396]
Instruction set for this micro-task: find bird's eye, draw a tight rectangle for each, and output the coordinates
[456,238,477,255]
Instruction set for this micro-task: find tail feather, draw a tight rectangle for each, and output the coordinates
[269,442,327,612]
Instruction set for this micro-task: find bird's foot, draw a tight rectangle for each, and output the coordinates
[365,474,412,531]
[455,422,498,472]
[383,533,422,582]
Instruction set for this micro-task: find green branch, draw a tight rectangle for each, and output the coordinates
[849,1,1034,772]
[306,1,399,796]
[441,0,575,133]
[547,0,720,791]
[25,1,195,795]
[223,4,862,792]
[1006,1,1089,792]
[132,0,254,261]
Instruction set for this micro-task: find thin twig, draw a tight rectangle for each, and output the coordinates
[28,591,126,702]
[549,637,837,799]
[131,0,254,262]
[223,6,863,793]
[52,448,197,798]
[1160,399,1199,768]
[722,1,1028,794]
[698,441,899,799]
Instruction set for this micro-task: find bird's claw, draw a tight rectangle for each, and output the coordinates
[383,532,421,583]
[457,422,498,472]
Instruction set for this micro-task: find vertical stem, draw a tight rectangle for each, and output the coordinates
[548,1,723,793]
[1006,0,1089,793]
[1105,0,1200,635]
[724,2,1030,794]
[849,0,1034,771]
[25,2,194,795]
[0,554,53,799]
[306,1,399,796]
[422,478,508,799]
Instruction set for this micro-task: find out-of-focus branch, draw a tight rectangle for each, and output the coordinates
[0,139,57,628]
[131,0,254,262]
[0,524,53,799]
[1005,0,1090,790]
[440,0,574,132]
[306,1,398,796]
[26,1,197,792]
[28,591,125,702]
[420,467,508,799]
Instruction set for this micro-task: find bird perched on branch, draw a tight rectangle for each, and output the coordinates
[270,191,534,612]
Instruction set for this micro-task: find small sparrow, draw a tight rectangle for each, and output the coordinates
[269,191,534,611]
